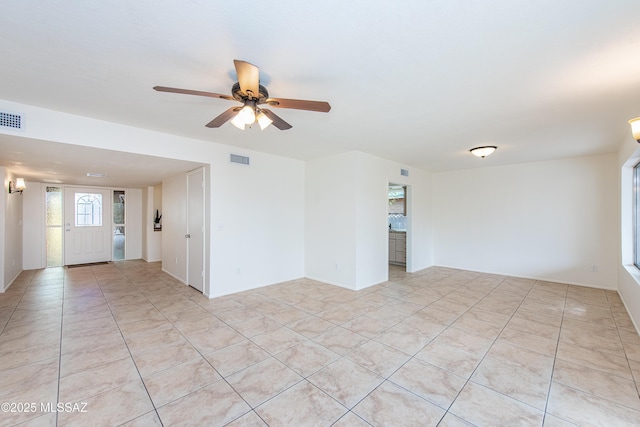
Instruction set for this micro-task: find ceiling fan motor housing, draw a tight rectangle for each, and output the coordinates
[232,82,269,103]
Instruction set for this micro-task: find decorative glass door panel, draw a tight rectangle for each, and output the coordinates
[113,190,125,260]
[45,186,63,267]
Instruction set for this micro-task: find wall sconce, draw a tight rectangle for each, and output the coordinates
[629,117,640,143]
[8,178,26,194]
[470,146,497,158]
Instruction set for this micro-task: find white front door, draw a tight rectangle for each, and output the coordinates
[187,169,204,292]
[64,187,112,265]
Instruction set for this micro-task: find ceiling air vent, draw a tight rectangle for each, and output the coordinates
[230,154,250,165]
[400,168,409,177]
[0,111,24,131]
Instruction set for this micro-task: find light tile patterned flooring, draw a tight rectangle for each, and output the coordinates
[1,261,640,426]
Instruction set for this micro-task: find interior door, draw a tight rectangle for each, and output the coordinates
[187,169,204,292]
[64,187,112,265]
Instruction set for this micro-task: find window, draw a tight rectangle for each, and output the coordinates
[113,191,125,260]
[75,193,103,227]
[635,162,640,269]
[45,186,63,267]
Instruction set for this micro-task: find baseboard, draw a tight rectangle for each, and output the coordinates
[2,269,23,293]
[432,264,617,290]
[160,268,187,285]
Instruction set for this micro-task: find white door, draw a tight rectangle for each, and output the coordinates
[187,169,204,292]
[64,187,112,265]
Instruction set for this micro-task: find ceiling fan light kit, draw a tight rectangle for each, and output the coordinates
[238,101,257,125]
[154,60,331,131]
[230,114,246,130]
[257,112,273,130]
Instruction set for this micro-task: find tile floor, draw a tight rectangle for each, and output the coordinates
[1,261,640,426]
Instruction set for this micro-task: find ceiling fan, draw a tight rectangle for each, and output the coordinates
[154,60,331,131]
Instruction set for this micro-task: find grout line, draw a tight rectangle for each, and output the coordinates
[429,275,516,422]
[0,272,32,336]
[94,267,164,426]
[55,269,67,427]
[8,263,640,425]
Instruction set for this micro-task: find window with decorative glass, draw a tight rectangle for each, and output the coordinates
[75,193,103,227]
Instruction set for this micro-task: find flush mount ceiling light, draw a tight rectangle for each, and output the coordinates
[470,146,497,158]
[629,117,640,142]
[86,172,107,178]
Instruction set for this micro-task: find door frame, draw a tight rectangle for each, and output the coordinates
[387,182,412,275]
[63,186,113,266]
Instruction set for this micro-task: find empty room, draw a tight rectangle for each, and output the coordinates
[1,1,640,426]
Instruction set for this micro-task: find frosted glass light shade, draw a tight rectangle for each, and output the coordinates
[257,112,272,130]
[470,146,497,158]
[238,105,256,125]
[230,115,245,130]
[629,117,640,142]
[15,178,26,189]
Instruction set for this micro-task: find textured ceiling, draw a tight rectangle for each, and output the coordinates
[1,0,640,186]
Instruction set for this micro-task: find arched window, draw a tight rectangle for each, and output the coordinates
[75,193,103,227]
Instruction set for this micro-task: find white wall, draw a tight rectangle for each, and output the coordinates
[618,134,640,331]
[433,154,618,288]
[305,151,434,290]
[162,157,306,298]
[141,187,149,261]
[2,167,23,290]
[142,186,162,262]
[408,169,434,273]
[305,152,358,287]
[124,188,142,260]
[210,154,305,297]
[22,182,45,269]
[0,167,6,290]
[354,152,434,288]
[0,99,306,298]
[355,153,389,289]
[150,185,163,261]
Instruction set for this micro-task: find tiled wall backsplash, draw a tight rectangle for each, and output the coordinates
[389,214,406,230]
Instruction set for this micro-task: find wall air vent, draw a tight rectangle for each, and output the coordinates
[0,111,24,131]
[400,168,409,177]
[230,154,250,165]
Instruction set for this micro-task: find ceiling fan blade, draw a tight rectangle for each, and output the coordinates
[205,107,241,128]
[260,109,292,130]
[265,98,331,113]
[154,86,234,101]
[233,60,260,98]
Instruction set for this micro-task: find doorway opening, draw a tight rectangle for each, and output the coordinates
[388,183,409,273]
